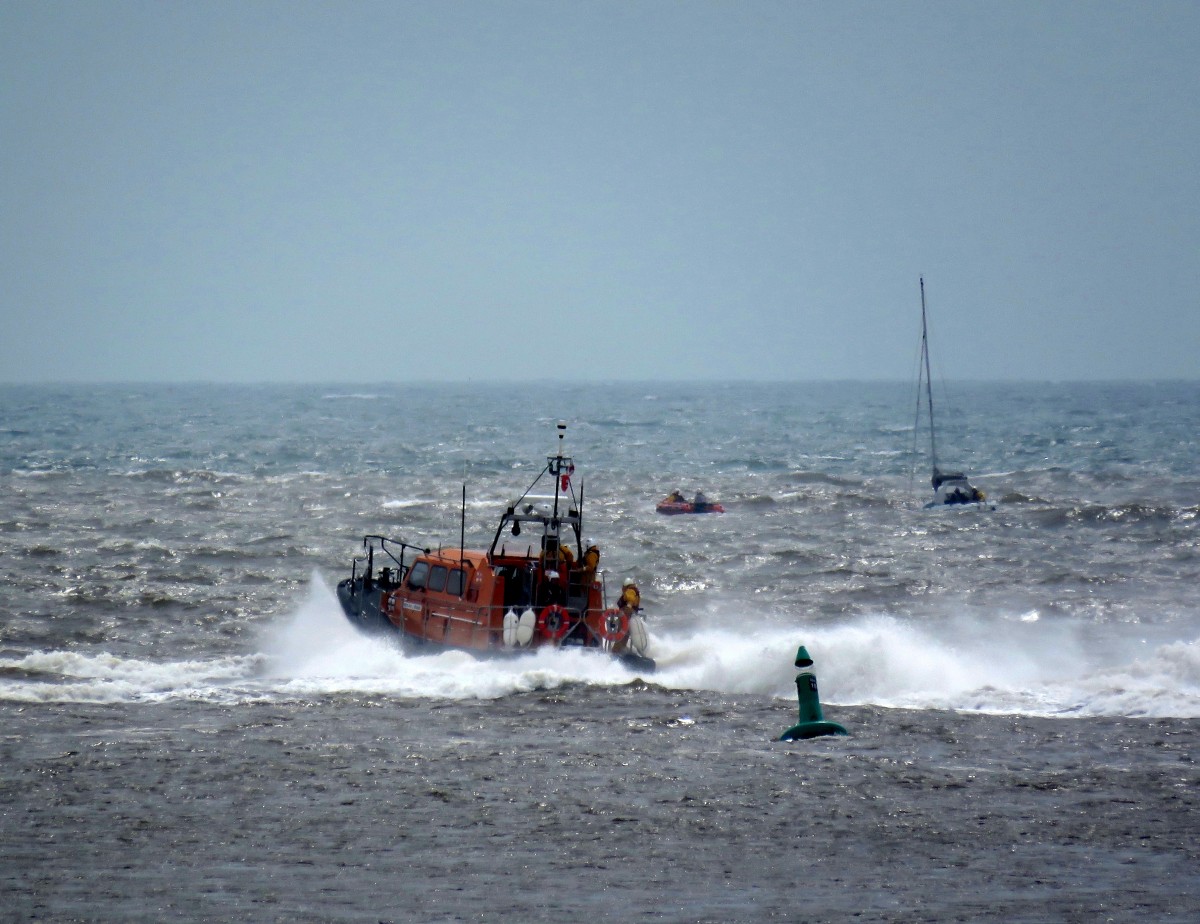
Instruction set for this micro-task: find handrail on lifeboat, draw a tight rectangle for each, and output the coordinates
[358,534,430,587]
[487,486,584,562]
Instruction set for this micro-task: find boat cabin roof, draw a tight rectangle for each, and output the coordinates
[417,548,489,569]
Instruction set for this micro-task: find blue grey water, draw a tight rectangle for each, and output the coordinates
[2,382,1198,921]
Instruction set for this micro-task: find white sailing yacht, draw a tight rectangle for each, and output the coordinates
[915,277,989,508]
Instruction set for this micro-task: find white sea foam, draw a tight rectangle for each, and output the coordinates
[3,575,1196,717]
[719,611,1200,718]
[0,649,261,705]
[249,588,1200,718]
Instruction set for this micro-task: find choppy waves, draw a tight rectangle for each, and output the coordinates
[2,381,1198,719]
[3,575,1197,718]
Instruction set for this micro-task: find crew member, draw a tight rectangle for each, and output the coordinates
[581,542,600,584]
[613,577,642,654]
[618,577,641,614]
[540,539,574,570]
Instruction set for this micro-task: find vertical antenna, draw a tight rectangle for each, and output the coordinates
[552,421,566,519]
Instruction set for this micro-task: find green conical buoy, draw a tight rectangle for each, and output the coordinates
[780,646,848,740]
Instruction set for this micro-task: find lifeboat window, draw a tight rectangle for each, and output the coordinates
[428,564,449,593]
[447,568,465,596]
[407,560,429,590]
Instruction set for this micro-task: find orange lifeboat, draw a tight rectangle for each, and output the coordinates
[336,423,655,673]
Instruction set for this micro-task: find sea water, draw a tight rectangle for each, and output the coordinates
[2,381,1198,920]
[3,381,1196,716]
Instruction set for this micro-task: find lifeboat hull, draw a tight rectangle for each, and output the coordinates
[336,541,655,673]
[336,572,654,673]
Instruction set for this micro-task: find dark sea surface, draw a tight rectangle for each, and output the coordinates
[2,381,1198,921]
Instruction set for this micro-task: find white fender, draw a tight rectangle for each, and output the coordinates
[627,614,649,656]
[502,608,519,648]
[515,608,537,647]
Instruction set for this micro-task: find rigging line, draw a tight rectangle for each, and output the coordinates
[918,276,968,474]
[908,277,929,488]
[920,275,938,473]
[516,462,552,504]
[910,333,925,458]
[909,372,922,491]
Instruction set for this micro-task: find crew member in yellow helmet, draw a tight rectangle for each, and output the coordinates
[581,543,600,584]
[618,577,641,614]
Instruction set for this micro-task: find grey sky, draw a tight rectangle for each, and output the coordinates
[2,1,1197,383]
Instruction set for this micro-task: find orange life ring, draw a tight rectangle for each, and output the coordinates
[537,604,570,640]
[598,607,629,643]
